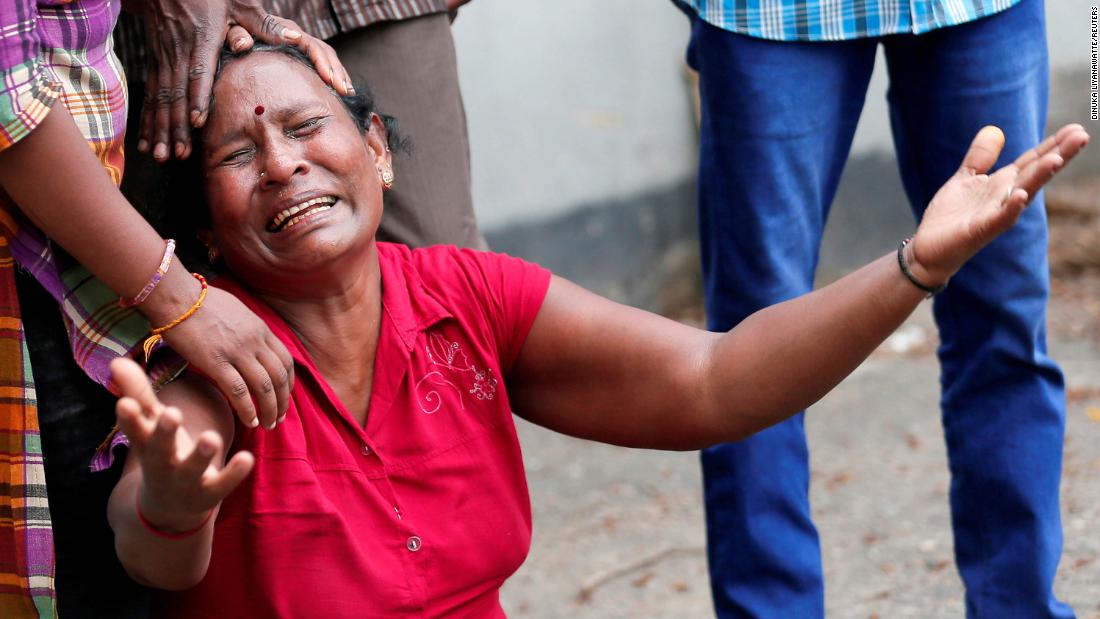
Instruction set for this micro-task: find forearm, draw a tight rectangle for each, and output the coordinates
[0,103,199,323]
[703,252,926,441]
[514,124,1087,451]
[108,471,217,590]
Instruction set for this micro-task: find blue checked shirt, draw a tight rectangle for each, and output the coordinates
[678,0,1023,40]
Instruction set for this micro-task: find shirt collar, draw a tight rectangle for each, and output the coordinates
[211,242,452,363]
[375,243,452,351]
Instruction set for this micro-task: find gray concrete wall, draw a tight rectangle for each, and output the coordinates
[451,1,1097,307]
[452,1,695,231]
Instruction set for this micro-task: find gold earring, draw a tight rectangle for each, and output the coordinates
[207,245,220,263]
[381,168,395,190]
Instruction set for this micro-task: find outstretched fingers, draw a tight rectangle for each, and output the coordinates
[203,451,255,501]
[1013,151,1063,201]
[1012,123,1088,170]
[958,126,1006,175]
[144,406,185,477]
[175,431,222,485]
[112,358,163,416]
[1011,125,1090,203]
[982,166,1027,237]
[116,396,154,451]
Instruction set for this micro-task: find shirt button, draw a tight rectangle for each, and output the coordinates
[406,536,422,552]
[361,444,371,456]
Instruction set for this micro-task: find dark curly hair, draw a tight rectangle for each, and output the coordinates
[154,44,406,275]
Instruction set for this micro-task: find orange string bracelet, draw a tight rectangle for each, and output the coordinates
[143,273,208,363]
[135,495,213,540]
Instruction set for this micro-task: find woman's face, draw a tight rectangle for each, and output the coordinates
[200,52,391,294]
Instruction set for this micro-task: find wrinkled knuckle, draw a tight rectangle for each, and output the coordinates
[188,64,207,81]
[210,349,233,368]
[193,19,214,40]
[261,14,280,34]
[261,378,275,394]
[230,380,249,399]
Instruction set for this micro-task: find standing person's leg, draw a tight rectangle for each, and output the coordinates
[688,17,876,618]
[884,1,1073,616]
[329,13,487,250]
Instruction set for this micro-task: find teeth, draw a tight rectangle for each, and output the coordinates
[279,205,330,233]
[270,196,336,230]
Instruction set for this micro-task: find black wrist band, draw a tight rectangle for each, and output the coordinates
[897,237,946,298]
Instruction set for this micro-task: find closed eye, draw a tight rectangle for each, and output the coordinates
[290,116,328,138]
[221,147,254,166]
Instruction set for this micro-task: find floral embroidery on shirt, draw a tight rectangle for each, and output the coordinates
[415,371,463,415]
[415,333,497,414]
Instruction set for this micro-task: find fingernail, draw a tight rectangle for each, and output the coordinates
[276,414,286,425]
[174,142,186,158]
[249,416,260,428]
[190,109,201,125]
[137,139,148,152]
[232,38,247,52]
[153,142,168,160]
[282,28,302,41]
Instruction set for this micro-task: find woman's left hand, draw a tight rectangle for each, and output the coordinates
[136,0,353,162]
[906,124,1089,287]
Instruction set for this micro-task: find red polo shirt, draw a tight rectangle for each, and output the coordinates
[157,243,551,618]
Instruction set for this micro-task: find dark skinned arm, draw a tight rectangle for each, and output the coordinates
[510,125,1089,450]
[0,102,293,429]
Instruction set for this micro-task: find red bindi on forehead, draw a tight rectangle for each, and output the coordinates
[254,105,265,116]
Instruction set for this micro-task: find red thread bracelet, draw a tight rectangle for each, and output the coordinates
[135,496,213,540]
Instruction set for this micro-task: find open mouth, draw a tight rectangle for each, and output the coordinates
[268,196,337,232]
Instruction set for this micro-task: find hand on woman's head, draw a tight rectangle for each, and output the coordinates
[137,0,355,163]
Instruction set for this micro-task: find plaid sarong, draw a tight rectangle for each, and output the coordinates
[1,1,148,616]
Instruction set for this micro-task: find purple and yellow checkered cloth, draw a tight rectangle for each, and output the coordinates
[1,1,148,616]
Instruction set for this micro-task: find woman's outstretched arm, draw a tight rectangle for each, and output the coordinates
[107,358,251,590]
[509,125,1089,450]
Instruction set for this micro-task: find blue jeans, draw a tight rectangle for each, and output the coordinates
[687,1,1072,617]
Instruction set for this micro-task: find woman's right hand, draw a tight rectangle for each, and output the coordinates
[907,124,1089,286]
[112,358,254,534]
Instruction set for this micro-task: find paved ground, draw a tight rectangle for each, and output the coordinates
[499,297,1100,618]
[498,172,1100,618]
